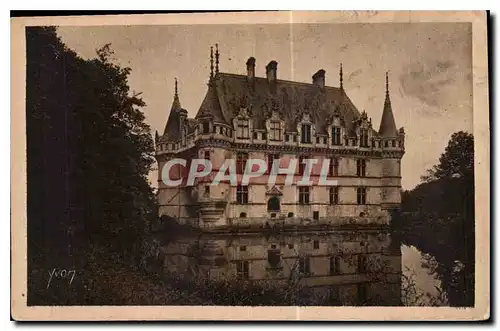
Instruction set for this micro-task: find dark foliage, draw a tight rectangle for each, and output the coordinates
[26,27,157,305]
[398,131,475,306]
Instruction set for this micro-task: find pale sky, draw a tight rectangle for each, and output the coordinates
[57,22,472,190]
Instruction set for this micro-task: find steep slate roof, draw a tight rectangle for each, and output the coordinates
[196,81,227,123]
[378,73,398,138]
[195,72,363,136]
[162,79,187,141]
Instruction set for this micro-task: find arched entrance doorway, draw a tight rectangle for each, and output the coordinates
[267,197,280,212]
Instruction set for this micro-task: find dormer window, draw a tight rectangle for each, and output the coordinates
[236,119,249,139]
[269,121,282,141]
[332,126,342,145]
[301,124,312,143]
[360,129,369,147]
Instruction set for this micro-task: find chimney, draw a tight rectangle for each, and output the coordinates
[246,57,256,80]
[266,60,278,83]
[312,69,326,89]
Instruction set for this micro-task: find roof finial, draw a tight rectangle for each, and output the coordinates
[385,71,389,97]
[215,43,220,75]
[210,46,214,79]
[340,63,343,90]
[174,77,178,98]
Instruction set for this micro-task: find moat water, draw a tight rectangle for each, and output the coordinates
[147,230,453,306]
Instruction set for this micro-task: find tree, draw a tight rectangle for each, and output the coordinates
[399,131,475,306]
[421,131,474,182]
[26,27,158,304]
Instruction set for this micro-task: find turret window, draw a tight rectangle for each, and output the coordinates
[332,126,342,145]
[269,121,282,141]
[301,124,312,143]
[236,119,250,139]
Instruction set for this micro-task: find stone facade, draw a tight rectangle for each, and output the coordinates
[155,45,405,229]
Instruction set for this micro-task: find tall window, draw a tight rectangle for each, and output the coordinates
[269,121,282,141]
[236,185,249,204]
[360,129,369,147]
[329,186,339,204]
[236,152,248,174]
[298,156,307,175]
[356,159,367,177]
[237,119,250,139]
[267,154,279,174]
[299,256,310,274]
[299,187,310,205]
[329,158,339,176]
[236,260,249,279]
[301,124,312,143]
[329,256,341,275]
[332,126,342,145]
[357,187,367,205]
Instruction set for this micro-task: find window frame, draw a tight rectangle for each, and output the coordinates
[269,121,282,141]
[236,119,250,139]
[299,187,310,205]
[356,159,367,177]
[329,186,339,204]
[332,126,342,145]
[301,124,312,144]
[236,185,249,204]
[356,187,367,205]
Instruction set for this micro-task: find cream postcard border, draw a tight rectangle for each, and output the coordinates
[10,11,490,321]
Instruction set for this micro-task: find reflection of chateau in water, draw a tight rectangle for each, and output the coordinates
[150,231,402,306]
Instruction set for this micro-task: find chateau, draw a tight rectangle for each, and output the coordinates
[155,45,405,229]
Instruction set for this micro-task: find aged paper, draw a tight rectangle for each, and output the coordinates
[11,11,489,321]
